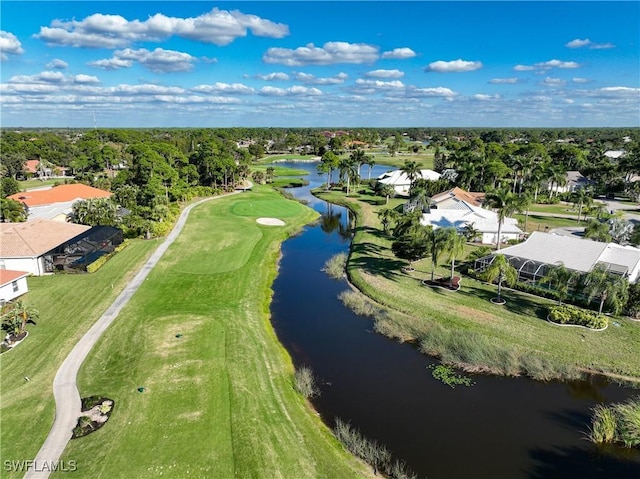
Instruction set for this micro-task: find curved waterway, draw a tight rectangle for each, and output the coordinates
[269,161,640,479]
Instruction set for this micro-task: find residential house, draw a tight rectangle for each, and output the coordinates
[545,171,594,194]
[475,231,640,284]
[0,270,29,305]
[604,150,626,160]
[377,169,442,196]
[23,159,52,179]
[0,219,91,275]
[8,184,112,222]
[420,200,522,245]
[430,187,485,208]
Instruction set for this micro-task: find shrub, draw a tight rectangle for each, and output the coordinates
[548,304,608,329]
[322,253,347,279]
[294,365,320,398]
[86,240,129,273]
[590,396,640,448]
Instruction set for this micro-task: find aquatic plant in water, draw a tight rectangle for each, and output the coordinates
[429,364,474,388]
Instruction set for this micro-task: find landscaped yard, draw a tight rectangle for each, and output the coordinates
[17,178,68,190]
[53,187,370,478]
[0,239,159,478]
[314,187,640,382]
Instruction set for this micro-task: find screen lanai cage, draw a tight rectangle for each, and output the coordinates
[43,226,124,273]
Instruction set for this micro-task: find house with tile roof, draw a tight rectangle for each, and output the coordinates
[430,187,485,208]
[544,171,595,194]
[0,219,91,275]
[7,184,112,222]
[0,270,30,304]
[475,232,640,284]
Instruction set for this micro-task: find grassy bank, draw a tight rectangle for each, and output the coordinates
[0,239,159,477]
[313,188,640,382]
[55,187,371,478]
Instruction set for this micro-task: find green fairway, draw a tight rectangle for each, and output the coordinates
[250,164,309,176]
[0,240,159,478]
[54,188,370,478]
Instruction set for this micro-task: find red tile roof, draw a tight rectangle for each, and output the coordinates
[432,187,485,207]
[24,160,40,174]
[0,269,29,286]
[8,184,112,207]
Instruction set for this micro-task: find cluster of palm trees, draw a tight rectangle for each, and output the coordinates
[385,209,466,289]
[318,148,376,195]
[1,300,39,344]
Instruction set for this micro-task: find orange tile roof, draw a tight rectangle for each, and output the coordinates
[0,219,90,258]
[432,187,485,207]
[0,269,29,286]
[24,159,40,174]
[8,184,112,207]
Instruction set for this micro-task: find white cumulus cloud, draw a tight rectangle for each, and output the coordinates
[191,83,254,94]
[426,59,482,73]
[489,77,520,84]
[47,58,69,69]
[473,94,501,101]
[355,79,405,89]
[263,42,379,66]
[566,38,615,49]
[542,77,567,87]
[0,31,24,60]
[259,85,322,96]
[35,8,289,48]
[256,72,290,81]
[90,48,196,73]
[295,72,348,85]
[405,87,457,98]
[365,69,404,79]
[381,47,416,59]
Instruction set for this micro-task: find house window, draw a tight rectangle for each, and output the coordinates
[12,281,18,293]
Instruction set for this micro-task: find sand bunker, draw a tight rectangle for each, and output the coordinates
[256,217,286,226]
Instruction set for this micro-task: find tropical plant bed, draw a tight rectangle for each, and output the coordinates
[422,277,461,292]
[71,396,114,439]
[547,304,608,331]
[0,331,29,354]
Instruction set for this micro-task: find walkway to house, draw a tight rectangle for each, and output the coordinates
[24,191,242,479]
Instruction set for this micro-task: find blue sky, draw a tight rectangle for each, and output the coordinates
[1,1,638,128]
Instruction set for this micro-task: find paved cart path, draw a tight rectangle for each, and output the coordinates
[24,191,242,479]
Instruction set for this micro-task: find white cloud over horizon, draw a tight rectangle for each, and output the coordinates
[263,42,380,66]
[90,48,197,73]
[381,48,416,59]
[0,31,24,60]
[566,38,615,49]
[426,59,482,73]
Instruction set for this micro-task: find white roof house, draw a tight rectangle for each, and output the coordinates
[493,232,640,283]
[545,171,594,194]
[420,200,522,245]
[604,150,626,160]
[377,169,441,196]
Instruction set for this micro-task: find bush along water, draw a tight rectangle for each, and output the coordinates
[333,418,417,479]
[589,396,640,448]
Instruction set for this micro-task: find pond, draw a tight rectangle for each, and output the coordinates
[268,161,640,479]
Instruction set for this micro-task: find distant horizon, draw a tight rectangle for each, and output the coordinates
[2,2,638,128]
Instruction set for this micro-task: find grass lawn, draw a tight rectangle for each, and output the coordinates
[515,213,582,233]
[314,188,640,382]
[250,164,309,176]
[526,203,580,216]
[17,178,67,190]
[54,187,370,478]
[0,239,159,477]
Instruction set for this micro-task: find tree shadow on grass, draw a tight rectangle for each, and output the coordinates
[455,283,550,321]
[356,225,392,242]
[349,252,406,281]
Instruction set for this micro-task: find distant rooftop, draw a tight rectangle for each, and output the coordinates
[8,184,111,207]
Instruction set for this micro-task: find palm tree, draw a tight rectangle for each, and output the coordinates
[320,151,340,190]
[481,254,518,303]
[539,262,574,304]
[462,223,481,243]
[377,183,395,204]
[484,187,528,250]
[1,301,39,340]
[339,158,359,195]
[546,165,567,198]
[443,228,466,288]
[582,265,629,315]
[428,228,450,281]
[400,160,421,191]
[349,148,367,178]
[377,208,399,235]
[571,188,593,223]
[584,219,612,243]
[366,157,376,180]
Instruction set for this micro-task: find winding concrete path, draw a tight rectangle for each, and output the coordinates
[24,191,241,479]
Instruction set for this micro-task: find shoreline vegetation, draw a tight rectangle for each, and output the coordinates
[312,187,640,385]
[54,186,373,478]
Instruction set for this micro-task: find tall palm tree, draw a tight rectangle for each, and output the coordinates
[539,262,574,304]
[443,228,466,288]
[582,265,629,315]
[571,188,593,223]
[377,208,399,235]
[366,157,376,180]
[339,158,359,195]
[349,148,367,177]
[484,187,528,250]
[401,160,421,191]
[481,254,518,303]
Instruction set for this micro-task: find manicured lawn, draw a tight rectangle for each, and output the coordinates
[314,188,640,381]
[250,164,309,176]
[0,239,159,477]
[526,203,580,216]
[55,187,370,478]
[17,178,67,190]
[514,213,581,233]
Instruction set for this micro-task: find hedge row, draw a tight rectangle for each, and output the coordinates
[86,240,130,273]
[548,304,608,330]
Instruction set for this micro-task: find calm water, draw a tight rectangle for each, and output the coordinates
[269,161,640,479]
